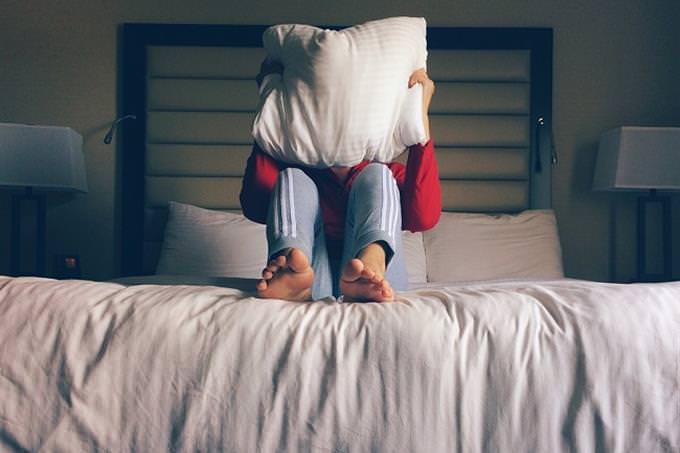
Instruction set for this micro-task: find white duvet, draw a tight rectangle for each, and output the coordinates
[1,276,679,452]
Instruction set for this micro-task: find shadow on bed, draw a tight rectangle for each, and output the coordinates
[111,275,259,292]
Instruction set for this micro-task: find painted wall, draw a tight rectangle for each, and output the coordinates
[1,0,679,282]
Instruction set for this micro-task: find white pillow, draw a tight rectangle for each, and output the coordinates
[402,231,427,285]
[156,202,268,278]
[252,17,428,168]
[423,210,564,283]
[156,202,428,284]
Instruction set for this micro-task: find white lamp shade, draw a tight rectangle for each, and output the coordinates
[593,126,680,191]
[0,123,88,192]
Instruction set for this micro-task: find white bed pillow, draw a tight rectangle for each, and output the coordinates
[402,231,427,285]
[156,202,428,284]
[252,17,427,168]
[423,210,564,283]
[156,202,268,278]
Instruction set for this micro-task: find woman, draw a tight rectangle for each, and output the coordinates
[240,63,440,302]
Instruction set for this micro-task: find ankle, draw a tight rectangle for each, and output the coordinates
[270,247,293,261]
[357,243,387,273]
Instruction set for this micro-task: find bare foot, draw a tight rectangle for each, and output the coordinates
[256,248,314,301]
[340,243,394,302]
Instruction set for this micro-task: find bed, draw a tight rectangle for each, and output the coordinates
[1,23,679,453]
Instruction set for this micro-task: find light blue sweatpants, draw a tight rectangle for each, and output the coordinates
[266,163,408,300]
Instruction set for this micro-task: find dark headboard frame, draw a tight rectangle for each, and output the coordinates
[120,23,553,277]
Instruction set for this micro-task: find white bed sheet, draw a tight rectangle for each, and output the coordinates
[1,275,679,452]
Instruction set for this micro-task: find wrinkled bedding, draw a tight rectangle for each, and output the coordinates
[1,276,679,452]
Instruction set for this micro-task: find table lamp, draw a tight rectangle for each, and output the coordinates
[0,123,88,276]
[593,126,680,282]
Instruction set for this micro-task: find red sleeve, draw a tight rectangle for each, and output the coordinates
[389,139,442,232]
[239,143,284,224]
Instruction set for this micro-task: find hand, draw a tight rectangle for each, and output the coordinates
[408,68,435,112]
[256,58,284,87]
[408,68,435,143]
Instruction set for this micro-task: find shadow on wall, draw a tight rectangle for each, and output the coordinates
[571,141,598,197]
[572,140,643,283]
[46,120,117,278]
[567,141,610,281]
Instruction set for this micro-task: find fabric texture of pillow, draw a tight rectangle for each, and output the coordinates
[423,210,564,283]
[252,17,428,168]
[156,202,268,278]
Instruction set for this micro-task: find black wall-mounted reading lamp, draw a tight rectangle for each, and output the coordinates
[104,115,137,144]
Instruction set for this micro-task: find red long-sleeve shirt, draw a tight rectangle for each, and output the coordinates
[239,140,442,241]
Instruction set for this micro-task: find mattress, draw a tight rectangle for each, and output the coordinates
[1,275,678,452]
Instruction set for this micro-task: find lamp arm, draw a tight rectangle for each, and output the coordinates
[534,116,558,173]
[104,115,137,144]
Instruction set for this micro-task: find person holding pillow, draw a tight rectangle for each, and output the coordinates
[240,61,441,302]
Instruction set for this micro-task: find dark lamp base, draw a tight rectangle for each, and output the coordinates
[10,187,46,277]
[636,190,672,282]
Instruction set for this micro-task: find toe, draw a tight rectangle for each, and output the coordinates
[256,279,267,291]
[360,267,375,281]
[381,282,394,300]
[342,259,364,282]
[275,255,287,267]
[262,270,273,279]
[369,273,383,284]
[287,248,310,272]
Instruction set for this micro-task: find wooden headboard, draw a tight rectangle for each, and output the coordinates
[120,23,553,277]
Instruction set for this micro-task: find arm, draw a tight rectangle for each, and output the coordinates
[399,140,442,231]
[399,69,441,231]
[408,68,435,144]
[240,60,286,223]
[239,143,284,224]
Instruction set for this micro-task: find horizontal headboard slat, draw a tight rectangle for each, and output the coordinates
[430,115,530,147]
[146,144,251,176]
[440,180,529,212]
[146,112,253,144]
[145,176,243,209]
[428,49,530,81]
[148,46,267,77]
[148,79,258,111]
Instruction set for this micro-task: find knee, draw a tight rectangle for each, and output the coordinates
[362,162,391,178]
[357,162,395,183]
[278,167,307,181]
[277,167,317,194]
[353,163,396,192]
